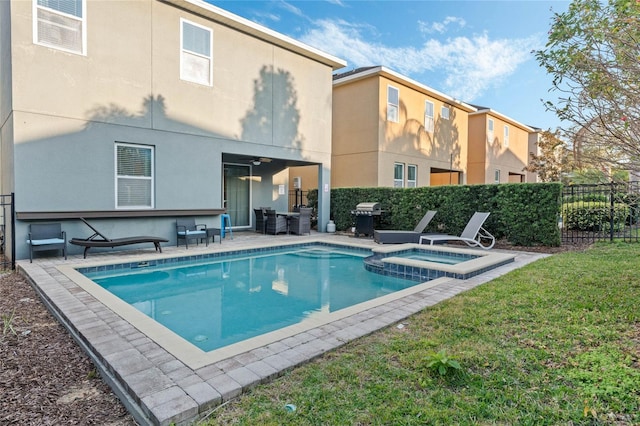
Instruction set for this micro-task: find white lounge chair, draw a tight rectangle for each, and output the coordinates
[374,210,437,244]
[418,212,495,249]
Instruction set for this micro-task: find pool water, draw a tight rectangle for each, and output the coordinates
[85,246,417,352]
[394,250,478,265]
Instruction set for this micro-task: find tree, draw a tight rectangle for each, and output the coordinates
[536,0,640,172]
[524,129,571,182]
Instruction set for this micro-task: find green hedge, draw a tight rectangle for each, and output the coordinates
[309,183,562,247]
[563,201,628,232]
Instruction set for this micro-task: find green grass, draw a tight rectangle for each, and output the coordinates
[205,242,640,425]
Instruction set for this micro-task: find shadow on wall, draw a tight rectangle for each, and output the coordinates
[240,65,305,152]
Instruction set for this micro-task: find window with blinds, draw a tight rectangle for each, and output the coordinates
[34,0,85,54]
[407,165,417,188]
[424,101,434,133]
[181,19,212,86]
[394,163,404,188]
[115,143,154,209]
[387,85,399,122]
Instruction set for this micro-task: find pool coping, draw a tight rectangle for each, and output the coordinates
[18,234,549,426]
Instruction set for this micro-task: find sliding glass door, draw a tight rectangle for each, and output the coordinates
[223,164,250,228]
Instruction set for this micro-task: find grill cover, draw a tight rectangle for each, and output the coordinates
[354,202,381,213]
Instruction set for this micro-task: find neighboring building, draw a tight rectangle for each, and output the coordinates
[527,128,542,183]
[331,66,477,188]
[468,106,535,184]
[0,0,345,260]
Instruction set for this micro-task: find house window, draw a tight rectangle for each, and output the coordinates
[494,169,501,184]
[387,86,399,122]
[34,0,86,55]
[181,19,212,86]
[441,105,450,120]
[116,143,154,209]
[487,118,494,143]
[394,163,404,188]
[504,125,510,147]
[424,101,434,133]
[407,165,417,188]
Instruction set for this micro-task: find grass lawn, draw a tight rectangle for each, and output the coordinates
[205,242,640,425]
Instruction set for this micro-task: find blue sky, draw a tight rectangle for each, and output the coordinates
[209,0,570,130]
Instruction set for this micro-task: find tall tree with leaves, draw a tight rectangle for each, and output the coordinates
[524,129,571,182]
[536,0,640,171]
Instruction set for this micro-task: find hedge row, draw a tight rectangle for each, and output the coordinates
[308,183,562,247]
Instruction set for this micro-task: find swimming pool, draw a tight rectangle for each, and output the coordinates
[82,245,418,352]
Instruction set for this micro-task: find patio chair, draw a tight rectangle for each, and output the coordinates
[289,207,312,235]
[265,210,288,235]
[374,210,437,244]
[254,208,267,234]
[70,218,168,258]
[176,218,208,249]
[418,212,495,250]
[27,222,67,263]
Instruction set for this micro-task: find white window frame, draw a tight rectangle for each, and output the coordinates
[387,85,399,122]
[441,105,450,120]
[487,118,494,143]
[394,163,404,188]
[494,169,501,184]
[407,165,417,188]
[180,18,213,86]
[115,142,155,209]
[504,125,510,147]
[424,101,434,133]
[33,0,87,55]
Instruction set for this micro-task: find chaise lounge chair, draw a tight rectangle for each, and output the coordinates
[70,218,169,258]
[374,210,437,244]
[418,212,495,250]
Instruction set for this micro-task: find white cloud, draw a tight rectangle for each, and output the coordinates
[418,16,467,34]
[300,19,542,101]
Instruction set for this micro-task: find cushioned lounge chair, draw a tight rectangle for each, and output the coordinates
[27,222,67,263]
[418,212,495,250]
[374,210,437,244]
[176,218,207,249]
[70,218,169,258]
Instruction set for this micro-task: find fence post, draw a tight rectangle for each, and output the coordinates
[10,192,15,270]
[609,181,615,242]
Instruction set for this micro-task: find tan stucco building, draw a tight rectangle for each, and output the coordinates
[468,107,535,184]
[331,66,476,188]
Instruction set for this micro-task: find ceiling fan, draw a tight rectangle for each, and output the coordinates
[250,157,272,166]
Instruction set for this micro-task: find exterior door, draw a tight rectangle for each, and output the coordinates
[223,164,250,228]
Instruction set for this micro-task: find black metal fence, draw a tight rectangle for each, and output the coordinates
[288,189,310,212]
[561,182,640,244]
[0,193,15,270]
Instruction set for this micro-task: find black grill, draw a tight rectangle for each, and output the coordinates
[351,202,382,237]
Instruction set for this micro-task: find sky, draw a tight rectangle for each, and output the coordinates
[209,0,571,131]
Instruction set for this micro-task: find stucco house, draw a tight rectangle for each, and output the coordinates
[467,106,536,184]
[330,66,476,188]
[0,0,345,260]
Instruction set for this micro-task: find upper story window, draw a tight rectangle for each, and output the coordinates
[387,85,399,122]
[504,125,510,147]
[424,101,434,133]
[394,163,404,188]
[181,19,212,86]
[116,143,154,209]
[487,118,494,143]
[34,0,86,55]
[407,165,417,188]
[494,169,501,184]
[441,105,450,120]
